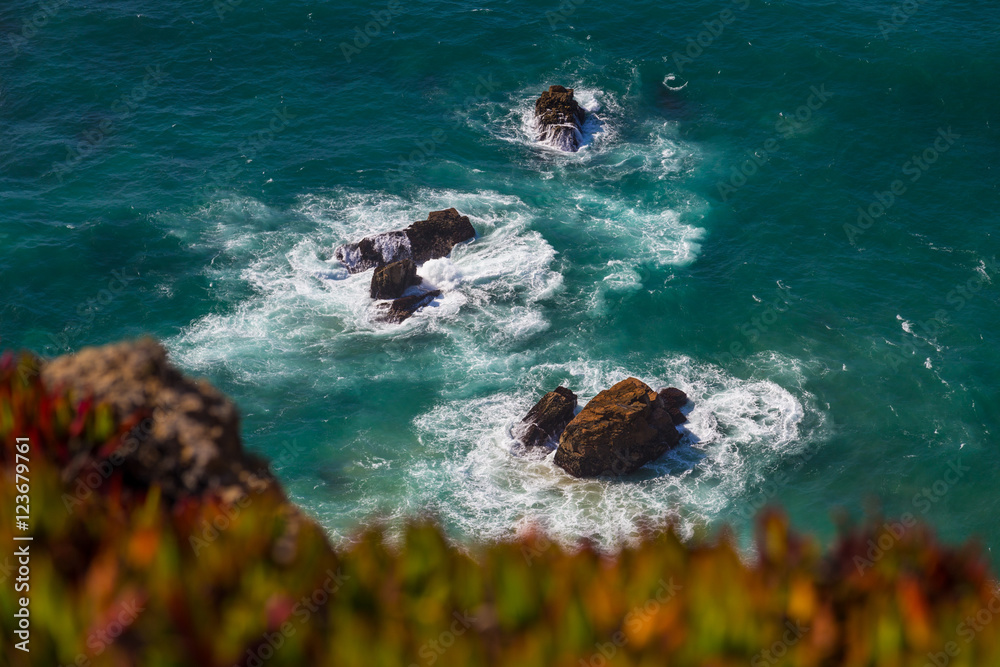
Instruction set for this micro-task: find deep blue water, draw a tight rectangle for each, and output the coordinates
[2,0,999,552]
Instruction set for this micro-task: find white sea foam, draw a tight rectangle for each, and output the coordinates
[164,188,699,362]
[598,204,703,268]
[663,74,688,91]
[409,354,819,550]
[648,122,697,177]
[895,314,945,354]
[577,203,704,317]
[455,82,706,290]
[335,230,411,272]
[976,259,993,284]
[167,189,564,379]
[466,84,618,155]
[530,88,611,153]
[469,83,698,182]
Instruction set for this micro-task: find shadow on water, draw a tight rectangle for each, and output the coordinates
[655,79,692,122]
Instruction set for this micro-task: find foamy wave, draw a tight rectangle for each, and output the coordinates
[648,121,698,177]
[600,205,703,267]
[663,74,688,91]
[454,82,706,278]
[895,314,945,354]
[167,189,564,380]
[409,354,820,550]
[576,203,703,315]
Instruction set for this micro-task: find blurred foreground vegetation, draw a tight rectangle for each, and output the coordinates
[1,350,999,666]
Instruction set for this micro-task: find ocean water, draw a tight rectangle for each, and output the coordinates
[2,0,999,552]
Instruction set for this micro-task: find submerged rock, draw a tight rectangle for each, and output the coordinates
[512,386,578,450]
[370,258,421,300]
[376,289,442,324]
[335,208,475,274]
[534,85,587,152]
[658,387,689,425]
[554,377,680,478]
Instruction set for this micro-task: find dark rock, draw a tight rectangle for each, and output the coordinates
[658,387,689,425]
[335,209,475,273]
[666,406,686,426]
[371,259,421,300]
[513,386,578,450]
[406,208,476,264]
[376,290,442,323]
[554,377,680,478]
[534,85,587,152]
[40,339,276,504]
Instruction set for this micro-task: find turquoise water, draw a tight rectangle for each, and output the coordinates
[2,0,999,552]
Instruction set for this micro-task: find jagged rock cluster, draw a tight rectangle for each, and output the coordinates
[335,208,475,323]
[514,377,690,478]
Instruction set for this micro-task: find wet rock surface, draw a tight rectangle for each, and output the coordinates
[335,208,475,274]
[375,289,442,324]
[658,387,689,425]
[554,378,681,478]
[512,386,578,451]
[534,85,587,152]
[370,258,421,300]
[406,208,476,264]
